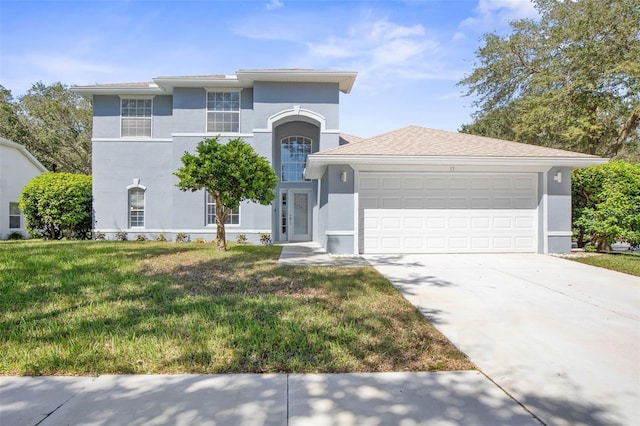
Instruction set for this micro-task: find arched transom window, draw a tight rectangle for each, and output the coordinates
[281,136,312,182]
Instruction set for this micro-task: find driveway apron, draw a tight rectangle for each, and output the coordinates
[366,253,640,426]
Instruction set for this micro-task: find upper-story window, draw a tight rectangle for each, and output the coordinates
[281,136,312,182]
[121,98,152,137]
[207,92,239,133]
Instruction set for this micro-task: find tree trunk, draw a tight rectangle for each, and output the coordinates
[214,194,228,251]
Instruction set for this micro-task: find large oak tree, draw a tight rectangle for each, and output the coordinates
[459,0,640,159]
[0,82,92,174]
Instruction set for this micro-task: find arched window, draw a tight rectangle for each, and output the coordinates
[128,187,145,228]
[281,136,312,182]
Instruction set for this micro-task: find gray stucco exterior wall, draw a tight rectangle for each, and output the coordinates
[547,166,573,253]
[89,76,343,244]
[321,165,355,253]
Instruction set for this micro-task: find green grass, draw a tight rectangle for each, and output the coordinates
[0,240,473,376]
[567,251,640,277]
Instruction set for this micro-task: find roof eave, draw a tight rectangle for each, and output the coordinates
[70,86,166,98]
[153,76,243,91]
[236,70,358,93]
[305,155,608,179]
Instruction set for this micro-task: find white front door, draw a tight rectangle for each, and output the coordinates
[281,189,311,241]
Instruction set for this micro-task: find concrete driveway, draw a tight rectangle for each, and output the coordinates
[366,253,640,426]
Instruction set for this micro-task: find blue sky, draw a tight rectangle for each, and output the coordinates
[0,0,538,137]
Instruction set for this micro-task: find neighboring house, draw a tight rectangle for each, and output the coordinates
[73,69,606,254]
[0,137,48,239]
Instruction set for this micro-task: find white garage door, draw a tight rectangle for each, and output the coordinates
[359,173,538,254]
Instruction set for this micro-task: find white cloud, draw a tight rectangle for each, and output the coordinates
[292,17,464,93]
[460,0,538,31]
[2,52,135,93]
[266,0,283,11]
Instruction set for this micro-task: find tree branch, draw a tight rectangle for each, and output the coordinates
[605,109,640,157]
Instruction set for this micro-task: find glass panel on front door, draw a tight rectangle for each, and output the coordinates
[293,193,308,235]
[281,192,287,237]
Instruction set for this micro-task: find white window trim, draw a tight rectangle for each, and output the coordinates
[128,187,146,229]
[205,89,241,134]
[281,135,313,182]
[119,96,154,139]
[205,192,241,227]
[9,202,22,230]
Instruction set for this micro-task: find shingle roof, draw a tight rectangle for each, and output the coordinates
[319,126,600,158]
[339,133,364,145]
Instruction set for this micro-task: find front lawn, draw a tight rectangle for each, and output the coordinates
[567,251,640,277]
[0,240,473,375]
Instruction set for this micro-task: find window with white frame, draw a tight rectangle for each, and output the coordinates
[281,136,312,182]
[9,202,21,229]
[121,98,152,137]
[129,188,145,227]
[207,91,239,133]
[206,192,239,225]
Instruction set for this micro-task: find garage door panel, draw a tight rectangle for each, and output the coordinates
[359,173,537,254]
[382,198,403,208]
[404,217,424,229]
[360,197,379,209]
[382,178,402,190]
[359,178,379,190]
[471,237,490,249]
[404,198,424,209]
[471,178,490,189]
[471,217,490,229]
[405,178,424,189]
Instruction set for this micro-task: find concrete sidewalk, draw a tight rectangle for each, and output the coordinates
[1,372,539,425]
[278,242,369,267]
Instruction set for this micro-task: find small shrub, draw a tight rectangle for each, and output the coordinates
[175,232,189,243]
[236,234,247,244]
[584,244,597,253]
[94,232,106,241]
[156,233,168,242]
[260,233,272,246]
[135,234,148,242]
[209,238,218,245]
[195,238,206,244]
[115,231,128,241]
[7,231,24,240]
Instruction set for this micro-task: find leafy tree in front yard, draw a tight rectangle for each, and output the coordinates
[174,137,278,251]
[19,173,92,239]
[572,161,640,251]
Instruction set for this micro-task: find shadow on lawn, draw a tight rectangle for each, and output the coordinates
[0,241,470,375]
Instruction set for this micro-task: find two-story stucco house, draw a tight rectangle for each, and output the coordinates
[73,69,606,254]
[0,137,48,239]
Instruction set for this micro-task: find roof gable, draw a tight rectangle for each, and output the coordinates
[0,137,48,173]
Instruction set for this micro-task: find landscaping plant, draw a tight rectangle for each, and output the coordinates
[19,172,92,239]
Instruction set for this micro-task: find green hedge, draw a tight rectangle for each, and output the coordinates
[572,161,640,251]
[19,173,92,239]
